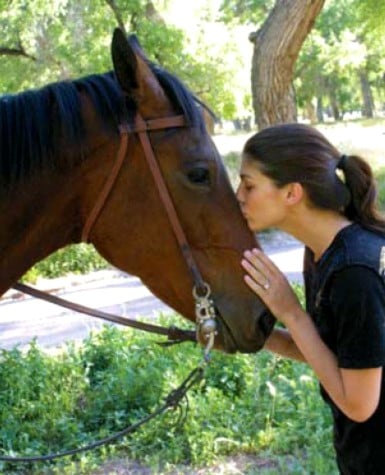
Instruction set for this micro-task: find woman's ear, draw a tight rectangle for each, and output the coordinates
[285,182,304,205]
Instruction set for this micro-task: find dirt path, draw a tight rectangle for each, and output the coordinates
[91,453,281,474]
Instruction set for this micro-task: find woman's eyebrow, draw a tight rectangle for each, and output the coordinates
[239,173,253,179]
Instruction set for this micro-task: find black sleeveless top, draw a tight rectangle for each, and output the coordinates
[304,223,385,475]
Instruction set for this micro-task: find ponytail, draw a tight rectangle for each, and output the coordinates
[339,155,385,234]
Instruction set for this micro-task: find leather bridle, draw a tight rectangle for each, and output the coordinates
[5,112,220,463]
[13,112,218,353]
[82,113,206,293]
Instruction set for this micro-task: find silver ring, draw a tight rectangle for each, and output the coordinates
[263,281,270,290]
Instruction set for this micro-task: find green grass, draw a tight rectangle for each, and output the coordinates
[376,167,385,211]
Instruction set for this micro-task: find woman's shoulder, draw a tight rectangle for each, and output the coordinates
[342,222,385,244]
[333,223,385,268]
[315,223,385,290]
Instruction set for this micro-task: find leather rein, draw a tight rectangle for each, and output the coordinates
[4,112,219,463]
[12,112,218,349]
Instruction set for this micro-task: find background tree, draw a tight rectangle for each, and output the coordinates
[221,0,325,129]
[2,0,385,128]
[249,0,325,129]
[295,0,385,122]
[0,0,240,120]
[221,0,385,128]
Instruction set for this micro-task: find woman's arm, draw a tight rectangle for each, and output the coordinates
[282,305,382,422]
[242,249,382,422]
[264,328,306,362]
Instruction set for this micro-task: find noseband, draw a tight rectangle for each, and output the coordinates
[81,112,217,354]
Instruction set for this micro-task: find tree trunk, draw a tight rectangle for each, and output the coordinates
[316,95,324,123]
[328,87,340,121]
[305,101,317,123]
[250,0,325,130]
[359,69,374,118]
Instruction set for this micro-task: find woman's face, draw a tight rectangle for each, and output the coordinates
[236,158,289,232]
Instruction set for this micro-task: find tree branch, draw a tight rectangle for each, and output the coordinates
[0,41,36,61]
[104,0,127,34]
[145,1,165,24]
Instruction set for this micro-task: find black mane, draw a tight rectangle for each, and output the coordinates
[0,61,204,189]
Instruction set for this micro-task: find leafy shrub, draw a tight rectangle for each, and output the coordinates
[0,311,337,475]
[376,167,385,212]
[22,244,109,282]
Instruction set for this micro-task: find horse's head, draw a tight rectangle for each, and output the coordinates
[84,29,275,353]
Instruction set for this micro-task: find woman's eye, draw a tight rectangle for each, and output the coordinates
[187,167,211,185]
[241,181,254,192]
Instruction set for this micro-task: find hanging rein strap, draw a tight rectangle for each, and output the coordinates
[5,113,219,463]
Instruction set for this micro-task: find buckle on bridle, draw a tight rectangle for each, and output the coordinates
[193,282,217,361]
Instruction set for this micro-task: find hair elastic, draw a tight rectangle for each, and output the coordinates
[336,154,348,170]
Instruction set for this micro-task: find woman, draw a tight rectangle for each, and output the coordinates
[237,123,385,474]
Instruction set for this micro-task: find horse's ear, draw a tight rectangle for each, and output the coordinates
[111,28,168,110]
[126,34,147,59]
[111,28,138,91]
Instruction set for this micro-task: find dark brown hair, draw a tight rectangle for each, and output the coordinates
[243,123,385,233]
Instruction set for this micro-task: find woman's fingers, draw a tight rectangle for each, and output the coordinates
[241,252,270,287]
[242,249,276,286]
[241,247,302,324]
[245,248,279,274]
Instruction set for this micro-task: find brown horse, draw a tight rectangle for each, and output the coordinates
[0,29,274,353]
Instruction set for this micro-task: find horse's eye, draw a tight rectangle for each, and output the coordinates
[187,167,211,185]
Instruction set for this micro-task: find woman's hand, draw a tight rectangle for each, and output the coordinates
[241,248,302,325]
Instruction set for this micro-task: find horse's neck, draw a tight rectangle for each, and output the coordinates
[0,173,81,295]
